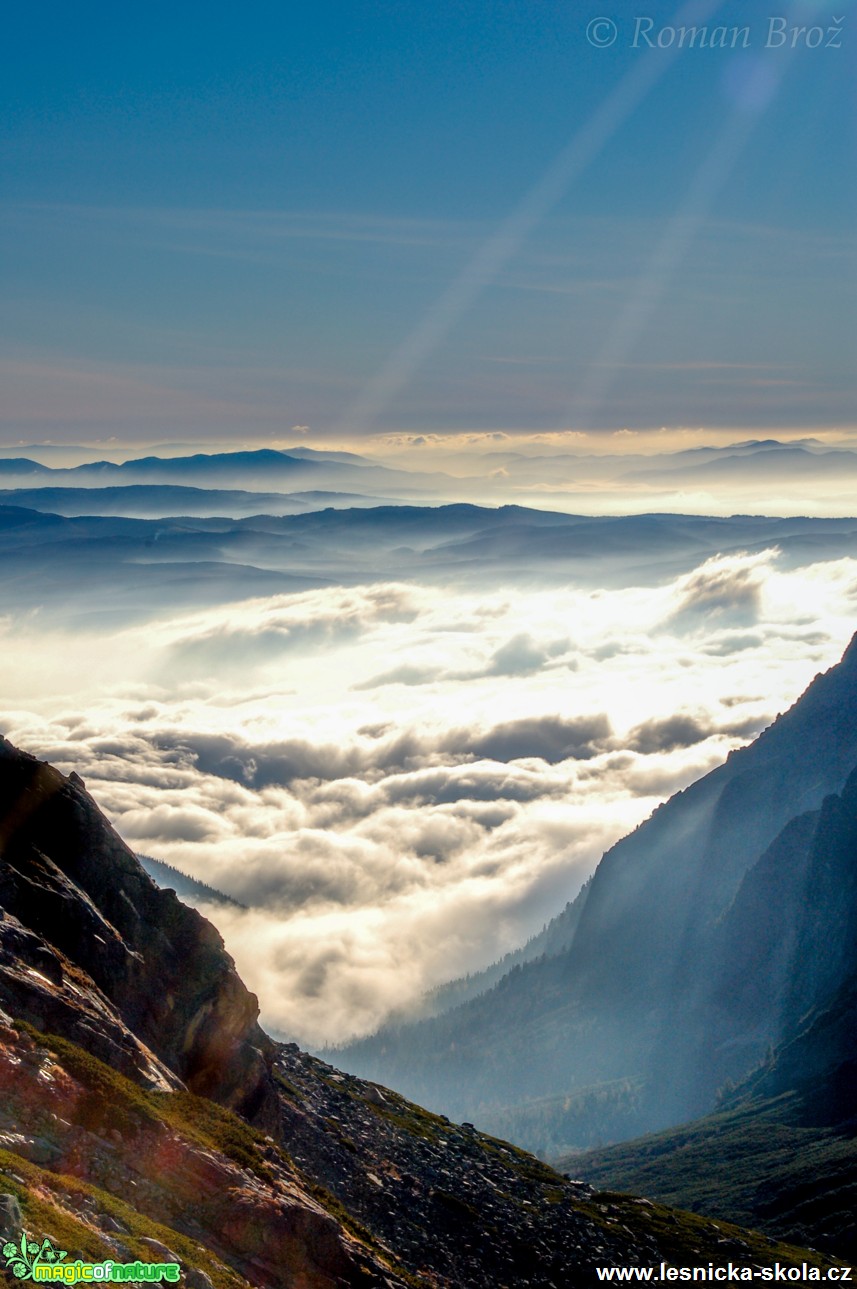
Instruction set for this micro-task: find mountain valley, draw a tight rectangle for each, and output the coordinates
[2,735,833,1284]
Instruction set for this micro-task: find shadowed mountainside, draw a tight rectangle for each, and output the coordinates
[569,965,857,1259]
[564,757,857,1257]
[336,635,857,1163]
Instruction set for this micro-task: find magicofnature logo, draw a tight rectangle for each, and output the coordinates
[2,1230,180,1282]
[3,1233,66,1280]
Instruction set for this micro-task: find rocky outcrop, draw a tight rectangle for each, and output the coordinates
[0,1008,400,1287]
[0,737,271,1116]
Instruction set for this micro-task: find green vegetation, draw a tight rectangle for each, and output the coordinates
[271,1067,301,1101]
[571,1097,857,1260]
[160,1091,277,1185]
[15,1020,165,1132]
[289,1172,425,1289]
[476,1076,645,1157]
[362,1092,447,1144]
[137,855,246,909]
[477,1133,562,1186]
[577,1190,835,1269]
[11,1021,423,1288]
[431,1189,479,1220]
[15,1020,278,1185]
[0,1149,247,1289]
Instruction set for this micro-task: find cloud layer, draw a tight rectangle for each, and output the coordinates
[2,550,856,1044]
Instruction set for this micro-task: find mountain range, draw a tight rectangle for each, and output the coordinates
[0,448,453,503]
[4,499,857,625]
[4,439,857,513]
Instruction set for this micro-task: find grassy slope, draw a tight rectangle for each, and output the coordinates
[7,1021,408,1285]
[0,1150,249,1289]
[566,1094,857,1259]
[3,1022,844,1278]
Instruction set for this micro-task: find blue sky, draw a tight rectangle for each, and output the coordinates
[1,0,855,442]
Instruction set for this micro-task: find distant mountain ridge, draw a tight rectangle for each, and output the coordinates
[0,446,458,502]
[0,485,403,518]
[369,879,593,1025]
[138,854,247,909]
[4,499,857,624]
[3,438,857,512]
[623,444,857,485]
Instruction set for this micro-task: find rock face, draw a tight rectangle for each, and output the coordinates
[0,738,271,1114]
[0,736,834,1283]
[0,738,396,1288]
[0,1010,382,1289]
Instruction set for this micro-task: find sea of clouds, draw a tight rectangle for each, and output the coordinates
[3,547,856,1045]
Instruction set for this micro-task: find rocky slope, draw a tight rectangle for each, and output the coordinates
[0,737,835,1284]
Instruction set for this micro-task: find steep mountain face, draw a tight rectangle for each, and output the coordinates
[565,758,857,1259]
[2,737,823,1285]
[337,635,857,1148]
[668,766,857,1115]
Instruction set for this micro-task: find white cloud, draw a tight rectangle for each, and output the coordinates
[2,554,856,1044]
[667,550,774,627]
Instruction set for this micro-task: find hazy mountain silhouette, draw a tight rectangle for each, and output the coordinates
[623,444,857,486]
[0,448,456,501]
[0,485,401,519]
[336,635,857,1174]
[4,501,857,623]
[3,441,857,511]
